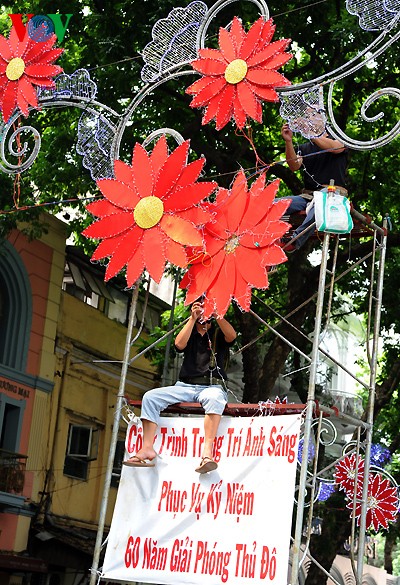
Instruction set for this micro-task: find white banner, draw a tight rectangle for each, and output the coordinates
[102,414,301,585]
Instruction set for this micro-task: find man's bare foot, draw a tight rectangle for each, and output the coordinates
[134,448,157,462]
[122,448,157,468]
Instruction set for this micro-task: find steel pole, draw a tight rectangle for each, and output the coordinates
[356,224,387,584]
[290,232,331,585]
[89,284,140,585]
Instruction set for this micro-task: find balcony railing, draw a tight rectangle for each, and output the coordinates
[0,449,27,494]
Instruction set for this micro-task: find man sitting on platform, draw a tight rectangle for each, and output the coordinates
[123,299,237,474]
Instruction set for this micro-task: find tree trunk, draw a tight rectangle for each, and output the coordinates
[233,307,261,403]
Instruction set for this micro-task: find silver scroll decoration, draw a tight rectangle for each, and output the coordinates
[278,1,400,149]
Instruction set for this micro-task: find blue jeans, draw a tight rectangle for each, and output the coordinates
[282,196,315,249]
[140,381,227,425]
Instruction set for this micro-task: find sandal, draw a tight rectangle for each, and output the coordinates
[122,455,155,468]
[195,456,218,474]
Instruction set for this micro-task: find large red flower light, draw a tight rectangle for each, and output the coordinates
[335,453,365,495]
[186,16,292,130]
[347,473,399,532]
[180,170,290,318]
[0,26,63,122]
[83,137,217,286]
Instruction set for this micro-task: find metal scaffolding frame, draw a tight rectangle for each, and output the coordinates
[90,213,388,585]
[289,218,388,585]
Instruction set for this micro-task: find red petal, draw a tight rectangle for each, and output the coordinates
[82,212,134,239]
[24,64,62,78]
[16,90,29,116]
[240,220,289,248]
[91,235,124,261]
[97,179,140,210]
[237,81,259,120]
[86,199,119,217]
[160,214,203,246]
[184,249,225,300]
[105,228,142,280]
[114,159,133,184]
[251,85,279,101]
[165,239,188,268]
[261,244,288,266]
[36,48,64,64]
[208,254,235,316]
[0,36,12,61]
[234,271,251,311]
[191,58,226,76]
[218,26,237,61]
[180,207,213,225]
[24,35,57,63]
[8,25,24,51]
[149,135,169,175]
[233,94,247,129]
[14,34,30,58]
[246,39,291,67]
[197,48,225,62]
[262,52,292,70]
[265,197,291,222]
[239,17,264,61]
[225,171,248,233]
[205,216,228,240]
[258,178,280,210]
[131,142,154,198]
[175,158,205,189]
[203,233,226,256]
[189,77,226,108]
[215,83,235,130]
[17,76,38,108]
[246,69,291,87]
[143,228,166,283]
[259,19,276,46]
[202,93,221,125]
[229,17,245,54]
[153,141,189,199]
[201,295,217,320]
[214,187,230,207]
[236,247,269,288]
[239,175,267,231]
[186,75,218,95]
[1,81,17,122]
[126,251,145,287]
[24,76,55,87]
[165,182,217,211]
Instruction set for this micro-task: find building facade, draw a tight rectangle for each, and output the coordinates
[0,215,166,585]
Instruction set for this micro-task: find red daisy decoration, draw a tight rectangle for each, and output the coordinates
[180,170,290,318]
[186,16,292,130]
[347,473,399,531]
[0,26,63,122]
[83,136,217,286]
[335,453,365,495]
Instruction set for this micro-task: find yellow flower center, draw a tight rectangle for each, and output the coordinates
[134,196,164,229]
[6,57,25,81]
[224,59,248,84]
[224,234,240,254]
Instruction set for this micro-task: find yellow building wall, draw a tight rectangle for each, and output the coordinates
[25,215,66,503]
[48,291,158,527]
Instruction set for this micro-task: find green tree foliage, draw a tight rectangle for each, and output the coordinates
[1,0,400,580]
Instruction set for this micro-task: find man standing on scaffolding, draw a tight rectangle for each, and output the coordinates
[280,122,348,251]
[123,298,237,473]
